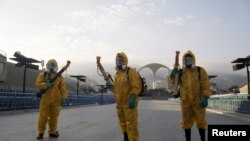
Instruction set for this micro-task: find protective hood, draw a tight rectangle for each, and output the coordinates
[182,50,196,67]
[116,52,128,66]
[46,59,58,72]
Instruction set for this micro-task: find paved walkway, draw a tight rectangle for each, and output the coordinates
[0,100,249,141]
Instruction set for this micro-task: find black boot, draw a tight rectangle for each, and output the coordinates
[185,129,191,141]
[198,129,205,141]
[36,134,43,140]
[49,131,59,138]
[123,132,129,141]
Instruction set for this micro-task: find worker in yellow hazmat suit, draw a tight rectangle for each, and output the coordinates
[107,52,141,141]
[35,59,68,139]
[169,50,211,141]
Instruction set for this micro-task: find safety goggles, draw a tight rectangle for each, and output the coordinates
[116,57,125,66]
[185,56,192,65]
[49,63,56,69]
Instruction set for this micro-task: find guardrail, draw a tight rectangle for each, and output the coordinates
[145,89,169,100]
[0,91,115,111]
[208,94,250,114]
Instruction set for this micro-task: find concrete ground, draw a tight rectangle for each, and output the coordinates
[0,100,249,141]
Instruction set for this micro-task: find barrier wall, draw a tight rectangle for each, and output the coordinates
[0,92,115,111]
[208,94,250,114]
[145,89,169,100]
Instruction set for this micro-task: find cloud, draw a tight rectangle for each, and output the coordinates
[143,2,160,15]
[65,4,137,31]
[125,0,139,6]
[164,15,196,26]
[64,0,166,31]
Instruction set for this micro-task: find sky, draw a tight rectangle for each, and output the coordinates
[0,0,249,79]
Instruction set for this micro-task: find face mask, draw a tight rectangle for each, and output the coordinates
[185,56,192,68]
[116,57,125,70]
[49,63,56,72]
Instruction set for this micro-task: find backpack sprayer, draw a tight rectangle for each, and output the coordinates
[36,60,71,98]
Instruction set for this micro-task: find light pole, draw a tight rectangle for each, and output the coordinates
[9,51,41,93]
[69,75,86,105]
[69,75,86,95]
[96,85,106,105]
[231,55,250,100]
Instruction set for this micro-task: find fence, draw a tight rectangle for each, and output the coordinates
[145,89,169,100]
[0,91,115,111]
[208,94,250,114]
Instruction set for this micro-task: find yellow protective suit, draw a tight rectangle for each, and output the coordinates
[113,52,141,141]
[170,50,211,129]
[35,59,68,134]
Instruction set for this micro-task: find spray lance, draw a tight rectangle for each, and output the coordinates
[96,56,113,85]
[173,51,180,97]
[36,60,71,98]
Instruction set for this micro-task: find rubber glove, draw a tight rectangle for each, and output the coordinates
[201,96,209,108]
[174,91,180,98]
[61,98,65,106]
[128,94,137,109]
[170,68,179,78]
[46,80,53,88]
[106,82,113,89]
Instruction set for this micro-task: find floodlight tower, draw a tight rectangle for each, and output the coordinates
[231,55,250,100]
[9,51,41,93]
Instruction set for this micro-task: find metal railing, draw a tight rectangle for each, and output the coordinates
[208,94,250,114]
[0,91,115,111]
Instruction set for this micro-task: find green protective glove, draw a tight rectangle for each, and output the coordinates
[201,96,209,108]
[170,68,179,78]
[61,98,65,106]
[46,80,53,88]
[106,82,113,89]
[128,94,137,109]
